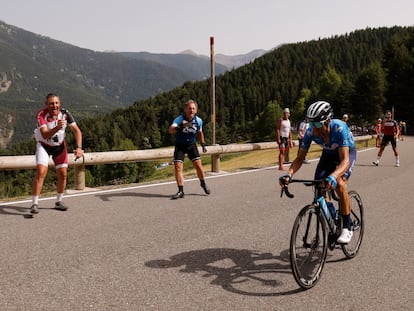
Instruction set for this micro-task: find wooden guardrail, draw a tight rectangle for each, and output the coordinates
[0,136,374,190]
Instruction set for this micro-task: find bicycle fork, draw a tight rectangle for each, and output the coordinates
[301,198,339,250]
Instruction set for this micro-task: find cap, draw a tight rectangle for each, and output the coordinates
[343,114,348,119]
[283,108,290,114]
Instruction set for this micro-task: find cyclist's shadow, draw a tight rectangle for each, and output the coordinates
[145,248,302,296]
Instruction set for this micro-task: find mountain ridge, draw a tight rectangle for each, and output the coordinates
[0,20,267,146]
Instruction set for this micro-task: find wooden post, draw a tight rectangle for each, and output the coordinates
[73,155,85,190]
[210,36,220,172]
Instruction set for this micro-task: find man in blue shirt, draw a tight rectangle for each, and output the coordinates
[279,101,356,244]
[169,99,210,199]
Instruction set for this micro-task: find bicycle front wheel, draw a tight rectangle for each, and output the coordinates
[341,190,364,258]
[290,204,328,289]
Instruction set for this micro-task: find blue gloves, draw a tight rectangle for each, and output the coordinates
[326,175,337,189]
[279,174,292,186]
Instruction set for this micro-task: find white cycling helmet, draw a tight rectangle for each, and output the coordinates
[307,101,333,122]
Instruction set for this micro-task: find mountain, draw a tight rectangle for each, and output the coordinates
[0,20,197,144]
[119,49,267,80]
[120,51,229,81]
[215,49,267,68]
[0,20,263,146]
[0,20,194,104]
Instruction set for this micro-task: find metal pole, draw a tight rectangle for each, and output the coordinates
[210,36,220,172]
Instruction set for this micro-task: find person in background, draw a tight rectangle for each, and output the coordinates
[277,108,293,170]
[342,114,349,124]
[400,121,407,140]
[30,93,83,214]
[398,121,405,141]
[375,118,383,148]
[373,110,400,167]
[169,99,210,199]
[297,117,310,164]
[280,101,357,244]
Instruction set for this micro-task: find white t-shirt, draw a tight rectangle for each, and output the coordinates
[279,118,291,138]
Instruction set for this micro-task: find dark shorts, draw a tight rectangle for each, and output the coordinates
[173,143,200,163]
[314,148,356,181]
[381,135,397,148]
[279,137,289,151]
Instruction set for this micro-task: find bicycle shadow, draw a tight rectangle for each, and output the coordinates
[145,248,302,296]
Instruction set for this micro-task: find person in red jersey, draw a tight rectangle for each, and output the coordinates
[30,93,83,214]
[373,110,400,167]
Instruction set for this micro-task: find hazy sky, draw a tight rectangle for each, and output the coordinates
[2,0,413,56]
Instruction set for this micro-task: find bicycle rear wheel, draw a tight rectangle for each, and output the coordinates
[342,190,364,258]
[290,204,328,289]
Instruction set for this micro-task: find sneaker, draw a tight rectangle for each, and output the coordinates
[337,228,353,244]
[30,204,39,214]
[303,159,311,164]
[202,185,211,195]
[55,201,68,211]
[395,162,400,167]
[171,191,184,199]
[373,160,379,166]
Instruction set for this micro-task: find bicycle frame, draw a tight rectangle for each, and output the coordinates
[281,179,340,241]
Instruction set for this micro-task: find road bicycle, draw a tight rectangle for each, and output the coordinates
[281,179,364,289]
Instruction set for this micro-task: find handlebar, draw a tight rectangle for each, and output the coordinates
[280,186,295,198]
[280,179,325,199]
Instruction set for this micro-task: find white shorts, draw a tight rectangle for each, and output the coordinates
[35,142,68,169]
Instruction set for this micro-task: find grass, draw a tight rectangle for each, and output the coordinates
[147,137,377,182]
[1,138,376,201]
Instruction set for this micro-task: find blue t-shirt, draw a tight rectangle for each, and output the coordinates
[172,115,203,144]
[301,119,355,155]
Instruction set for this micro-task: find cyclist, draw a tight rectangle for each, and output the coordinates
[279,101,356,244]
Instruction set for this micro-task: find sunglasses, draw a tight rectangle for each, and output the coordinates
[309,121,325,128]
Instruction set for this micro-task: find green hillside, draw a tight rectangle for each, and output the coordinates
[1,26,413,198]
[77,26,414,152]
[0,20,193,143]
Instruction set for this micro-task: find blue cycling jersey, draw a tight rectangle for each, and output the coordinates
[172,114,203,144]
[301,119,356,155]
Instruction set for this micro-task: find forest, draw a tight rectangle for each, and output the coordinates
[1,26,413,198]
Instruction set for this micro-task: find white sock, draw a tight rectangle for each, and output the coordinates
[32,195,39,205]
[56,193,64,202]
[396,156,400,163]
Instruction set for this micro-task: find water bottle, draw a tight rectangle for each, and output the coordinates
[327,202,337,220]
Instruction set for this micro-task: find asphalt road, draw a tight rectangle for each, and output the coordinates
[1,137,413,310]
